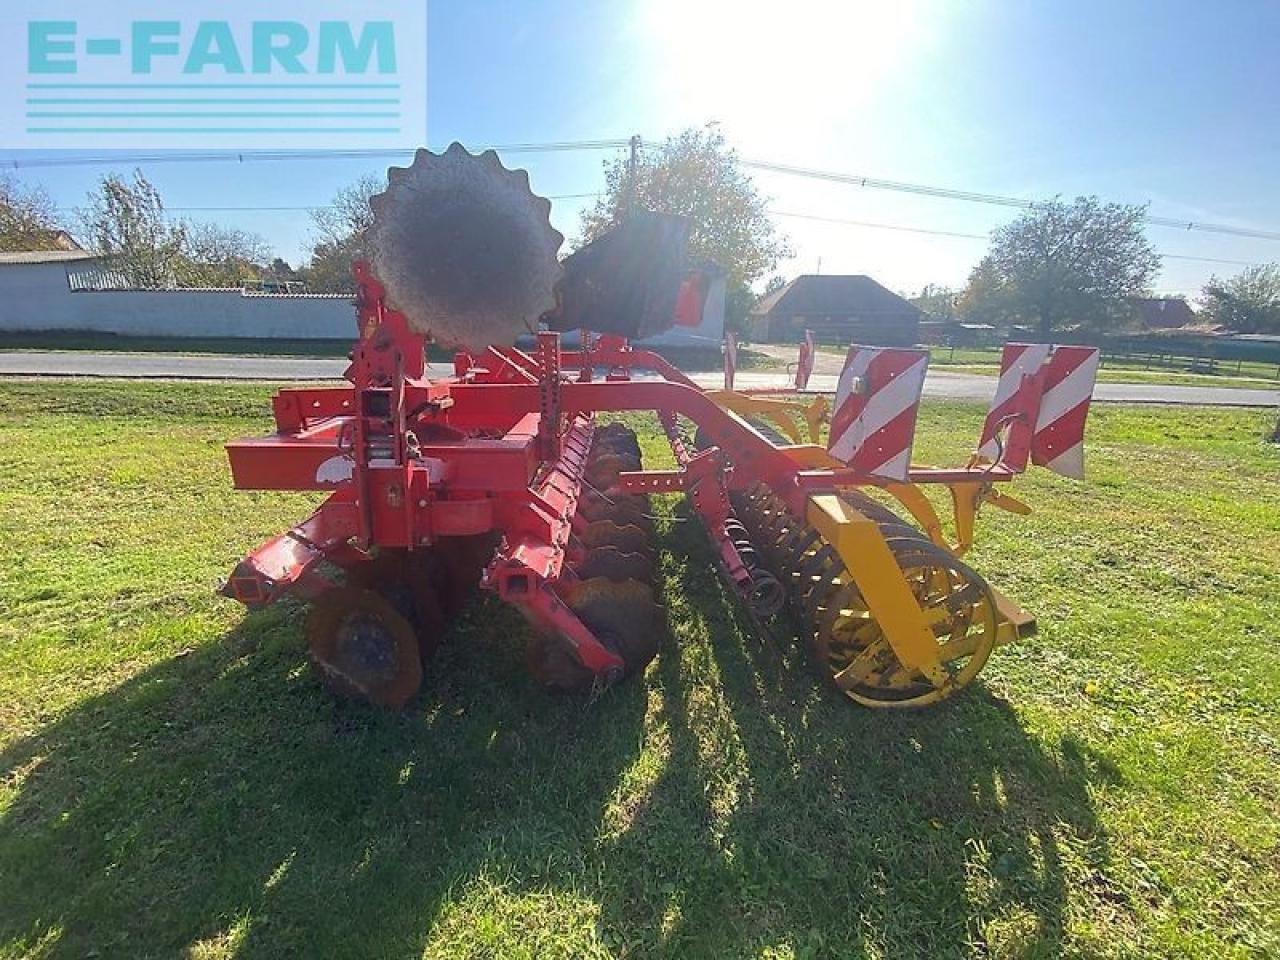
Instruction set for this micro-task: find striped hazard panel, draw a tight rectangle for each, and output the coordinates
[978,343,1101,478]
[827,345,929,480]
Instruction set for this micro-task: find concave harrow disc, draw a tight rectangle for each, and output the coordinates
[305,586,423,709]
[526,578,664,691]
[347,548,446,663]
[527,422,663,692]
[575,545,654,582]
[578,489,652,531]
[367,143,564,349]
[578,519,652,556]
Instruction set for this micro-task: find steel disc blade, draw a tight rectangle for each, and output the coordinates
[563,577,663,676]
[573,545,654,582]
[348,548,447,661]
[585,452,641,491]
[578,519,651,555]
[578,490,652,530]
[526,631,595,691]
[305,587,423,709]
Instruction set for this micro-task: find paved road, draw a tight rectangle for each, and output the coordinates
[1,350,1277,407]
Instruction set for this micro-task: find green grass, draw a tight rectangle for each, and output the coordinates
[813,344,1280,390]
[0,381,1277,958]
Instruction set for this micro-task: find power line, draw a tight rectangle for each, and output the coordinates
[48,188,1263,268]
[16,135,1275,244]
[5,139,631,170]
[769,208,1265,267]
[771,209,987,240]
[745,158,1280,243]
[52,191,604,214]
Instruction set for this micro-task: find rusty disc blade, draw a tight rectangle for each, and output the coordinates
[591,425,641,460]
[563,577,663,676]
[525,630,595,692]
[573,545,654,582]
[578,489,652,529]
[592,438,642,461]
[348,548,448,662]
[305,587,423,709]
[596,422,638,445]
[368,144,564,350]
[585,452,641,491]
[578,519,652,555]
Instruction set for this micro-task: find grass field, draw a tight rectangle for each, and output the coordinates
[811,344,1280,391]
[0,381,1277,959]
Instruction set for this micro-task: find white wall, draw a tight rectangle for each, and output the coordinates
[0,263,86,330]
[0,261,725,345]
[0,263,356,339]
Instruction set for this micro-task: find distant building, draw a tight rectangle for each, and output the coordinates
[750,275,922,345]
[0,249,354,339]
[0,249,103,310]
[1134,297,1197,330]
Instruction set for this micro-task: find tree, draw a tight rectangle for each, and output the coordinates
[266,258,299,282]
[301,175,382,293]
[0,174,65,251]
[1201,264,1280,334]
[578,126,790,331]
[911,283,959,321]
[177,221,271,287]
[78,170,186,288]
[959,197,1159,335]
[763,274,788,295]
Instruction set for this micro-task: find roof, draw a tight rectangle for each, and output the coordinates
[752,275,921,319]
[0,250,100,265]
[1134,297,1196,329]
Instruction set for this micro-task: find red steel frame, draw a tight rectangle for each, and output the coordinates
[225,261,1028,681]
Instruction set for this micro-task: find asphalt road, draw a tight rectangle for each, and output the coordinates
[1,350,1277,407]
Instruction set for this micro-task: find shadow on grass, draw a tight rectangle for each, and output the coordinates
[0,544,1117,958]
[592,509,1120,957]
[0,598,650,958]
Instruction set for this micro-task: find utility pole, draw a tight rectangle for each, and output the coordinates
[624,134,641,220]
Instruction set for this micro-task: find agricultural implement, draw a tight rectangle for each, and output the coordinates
[222,144,1100,709]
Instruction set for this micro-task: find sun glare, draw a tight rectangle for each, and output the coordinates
[639,0,931,147]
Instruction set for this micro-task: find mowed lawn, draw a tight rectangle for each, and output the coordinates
[0,381,1277,959]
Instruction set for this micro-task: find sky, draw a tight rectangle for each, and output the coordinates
[5,0,1280,300]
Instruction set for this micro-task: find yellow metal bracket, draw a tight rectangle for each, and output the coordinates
[706,390,828,445]
[946,481,1031,554]
[805,494,946,684]
[880,482,948,550]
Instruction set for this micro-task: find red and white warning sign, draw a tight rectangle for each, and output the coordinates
[977,343,1100,478]
[827,345,929,480]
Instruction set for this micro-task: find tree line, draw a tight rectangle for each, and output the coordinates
[913,198,1280,336]
[2,128,1277,334]
[0,169,361,293]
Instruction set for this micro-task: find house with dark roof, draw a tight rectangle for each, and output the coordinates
[1134,297,1197,330]
[750,275,922,345]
